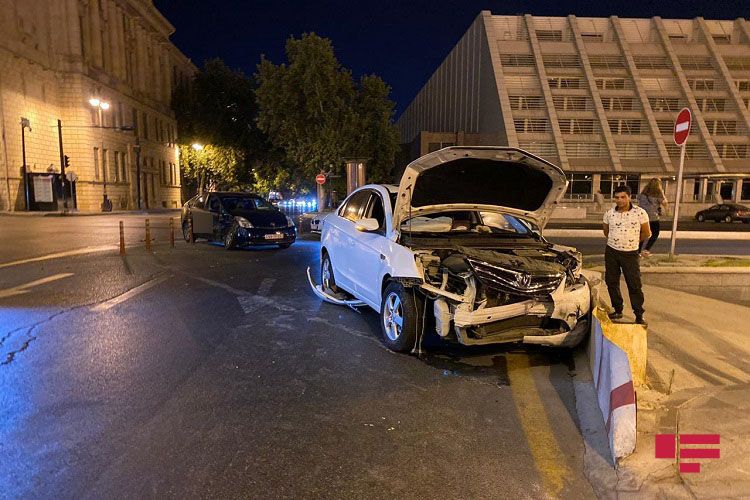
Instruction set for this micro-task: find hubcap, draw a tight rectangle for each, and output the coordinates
[383,292,403,341]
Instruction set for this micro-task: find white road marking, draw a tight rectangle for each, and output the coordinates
[0,273,74,299]
[91,276,169,311]
[0,245,117,269]
[257,278,276,296]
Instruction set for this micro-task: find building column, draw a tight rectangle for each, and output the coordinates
[525,15,570,170]
[89,0,103,68]
[610,16,674,172]
[569,15,622,171]
[734,179,743,203]
[653,17,725,172]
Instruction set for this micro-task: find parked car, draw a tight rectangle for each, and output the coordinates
[695,203,750,223]
[181,192,296,249]
[317,146,592,352]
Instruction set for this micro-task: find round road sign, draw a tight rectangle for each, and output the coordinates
[673,108,692,146]
[316,174,326,185]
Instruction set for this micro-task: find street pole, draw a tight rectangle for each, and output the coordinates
[20,118,30,210]
[58,119,68,211]
[668,143,686,259]
[134,135,141,210]
[99,107,110,211]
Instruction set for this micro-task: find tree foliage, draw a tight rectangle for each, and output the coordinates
[255,33,399,185]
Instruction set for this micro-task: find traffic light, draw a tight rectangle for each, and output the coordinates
[64,155,70,168]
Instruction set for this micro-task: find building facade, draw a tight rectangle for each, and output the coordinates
[0,0,196,212]
[396,12,750,212]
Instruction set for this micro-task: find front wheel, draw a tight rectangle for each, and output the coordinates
[224,224,238,250]
[696,214,705,222]
[380,281,422,353]
[320,253,338,294]
[724,215,733,223]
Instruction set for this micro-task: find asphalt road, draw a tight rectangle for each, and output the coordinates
[1,218,599,498]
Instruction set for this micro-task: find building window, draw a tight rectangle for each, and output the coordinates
[712,34,731,44]
[518,141,557,158]
[687,79,715,91]
[588,55,625,70]
[616,143,658,158]
[120,152,127,181]
[706,120,739,135]
[114,151,120,182]
[514,118,548,133]
[678,56,713,70]
[608,119,642,134]
[600,174,640,198]
[548,77,580,89]
[742,181,750,200]
[581,33,604,42]
[716,144,749,159]
[634,56,671,69]
[553,96,588,111]
[500,54,535,67]
[724,57,750,71]
[565,174,593,200]
[102,149,108,182]
[543,54,580,68]
[536,30,563,41]
[564,142,608,158]
[697,98,726,112]
[509,95,545,109]
[595,78,627,90]
[560,118,596,134]
[600,96,634,111]
[93,147,100,180]
[648,97,681,112]
[142,111,149,139]
[736,80,750,92]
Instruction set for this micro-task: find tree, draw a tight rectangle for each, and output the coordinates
[255,33,400,188]
[172,59,267,193]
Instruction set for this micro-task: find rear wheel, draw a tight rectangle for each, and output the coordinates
[380,281,422,353]
[224,224,238,250]
[724,215,733,223]
[696,214,705,222]
[320,253,338,294]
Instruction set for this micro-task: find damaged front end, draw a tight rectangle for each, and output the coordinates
[415,244,591,347]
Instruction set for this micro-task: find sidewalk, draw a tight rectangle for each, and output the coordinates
[603,281,750,498]
[0,208,181,217]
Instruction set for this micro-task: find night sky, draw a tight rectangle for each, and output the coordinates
[154,0,747,117]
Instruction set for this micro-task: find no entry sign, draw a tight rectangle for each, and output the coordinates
[315,173,326,185]
[673,108,691,146]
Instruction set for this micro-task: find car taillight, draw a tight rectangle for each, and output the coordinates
[738,211,749,217]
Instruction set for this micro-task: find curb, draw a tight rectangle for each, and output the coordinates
[0,210,181,217]
[544,229,750,240]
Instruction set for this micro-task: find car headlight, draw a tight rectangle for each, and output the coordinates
[286,216,295,227]
[236,216,253,228]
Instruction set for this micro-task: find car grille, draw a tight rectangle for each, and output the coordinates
[465,258,563,296]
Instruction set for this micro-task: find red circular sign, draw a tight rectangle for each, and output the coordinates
[673,108,692,146]
[315,174,326,185]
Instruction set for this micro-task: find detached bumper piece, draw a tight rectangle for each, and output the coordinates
[306,267,366,309]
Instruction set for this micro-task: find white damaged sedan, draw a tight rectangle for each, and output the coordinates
[317,147,593,352]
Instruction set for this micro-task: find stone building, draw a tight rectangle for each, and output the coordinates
[0,0,196,211]
[396,12,750,214]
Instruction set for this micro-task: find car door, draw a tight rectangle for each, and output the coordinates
[326,189,370,292]
[350,190,392,306]
[193,194,216,236]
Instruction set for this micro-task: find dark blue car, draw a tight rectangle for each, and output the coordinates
[181,192,296,249]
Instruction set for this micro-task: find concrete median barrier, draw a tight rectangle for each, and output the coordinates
[588,307,641,464]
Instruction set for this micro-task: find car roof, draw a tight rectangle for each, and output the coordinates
[209,191,263,198]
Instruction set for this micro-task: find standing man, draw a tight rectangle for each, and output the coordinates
[603,185,651,326]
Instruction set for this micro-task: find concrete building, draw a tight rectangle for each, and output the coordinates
[0,0,196,212]
[396,12,750,213]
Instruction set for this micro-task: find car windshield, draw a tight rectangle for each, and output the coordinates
[220,195,275,212]
[399,211,532,236]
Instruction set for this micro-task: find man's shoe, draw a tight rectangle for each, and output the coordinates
[608,311,623,320]
[635,316,648,327]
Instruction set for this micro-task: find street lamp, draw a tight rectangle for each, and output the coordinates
[90,97,111,211]
[191,143,204,151]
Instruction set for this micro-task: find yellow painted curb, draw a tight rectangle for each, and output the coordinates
[594,307,648,387]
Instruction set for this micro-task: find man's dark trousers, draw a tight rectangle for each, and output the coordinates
[605,245,645,316]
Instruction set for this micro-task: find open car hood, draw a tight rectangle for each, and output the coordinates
[392,147,567,231]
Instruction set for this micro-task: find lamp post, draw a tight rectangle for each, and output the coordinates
[20,117,31,210]
[89,98,111,211]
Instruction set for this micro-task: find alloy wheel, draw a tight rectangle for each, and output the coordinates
[383,292,404,341]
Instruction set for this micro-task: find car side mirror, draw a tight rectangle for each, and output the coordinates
[355,218,380,232]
